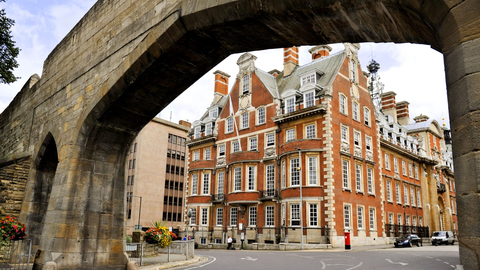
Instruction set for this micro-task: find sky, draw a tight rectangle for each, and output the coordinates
[0,0,450,128]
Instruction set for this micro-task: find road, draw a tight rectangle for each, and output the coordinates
[172,245,459,270]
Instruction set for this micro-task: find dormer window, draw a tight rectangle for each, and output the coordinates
[304,91,315,108]
[301,73,315,85]
[205,123,212,136]
[285,97,295,113]
[194,126,201,139]
[242,74,250,95]
[209,108,218,119]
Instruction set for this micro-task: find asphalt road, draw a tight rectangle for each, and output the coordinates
[172,245,459,270]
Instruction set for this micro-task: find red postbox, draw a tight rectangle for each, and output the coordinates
[345,231,351,250]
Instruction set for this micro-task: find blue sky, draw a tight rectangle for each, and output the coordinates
[0,0,450,128]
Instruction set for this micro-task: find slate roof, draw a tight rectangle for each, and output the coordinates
[276,50,345,95]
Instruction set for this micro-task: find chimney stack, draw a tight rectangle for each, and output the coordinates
[308,45,332,61]
[213,70,230,103]
[396,101,410,125]
[380,91,397,122]
[179,120,192,128]
[414,114,430,123]
[283,47,299,77]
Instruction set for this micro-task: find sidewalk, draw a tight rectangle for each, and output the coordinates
[327,244,395,252]
[138,255,204,270]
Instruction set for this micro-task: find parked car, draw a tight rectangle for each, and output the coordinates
[431,231,455,245]
[394,234,422,247]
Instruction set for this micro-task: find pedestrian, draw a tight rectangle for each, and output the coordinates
[227,236,232,250]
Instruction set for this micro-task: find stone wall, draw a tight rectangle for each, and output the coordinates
[0,156,31,218]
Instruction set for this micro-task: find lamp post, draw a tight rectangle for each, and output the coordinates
[295,147,303,250]
[129,194,143,231]
[403,205,406,234]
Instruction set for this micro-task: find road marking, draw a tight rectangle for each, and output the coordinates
[386,259,409,266]
[426,256,433,259]
[183,256,216,270]
[320,261,326,269]
[240,256,258,261]
[346,262,363,270]
[437,259,442,261]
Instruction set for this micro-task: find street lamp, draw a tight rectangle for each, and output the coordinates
[129,194,143,231]
[295,147,303,250]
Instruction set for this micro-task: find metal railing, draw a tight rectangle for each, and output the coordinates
[126,240,194,267]
[385,224,429,238]
[0,239,32,270]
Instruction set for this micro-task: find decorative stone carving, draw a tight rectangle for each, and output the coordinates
[341,141,350,153]
[264,147,276,158]
[354,147,362,158]
[366,152,374,162]
[217,157,226,166]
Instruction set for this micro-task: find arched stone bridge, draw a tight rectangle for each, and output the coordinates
[0,0,478,269]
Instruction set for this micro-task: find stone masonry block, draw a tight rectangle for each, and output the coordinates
[450,111,480,158]
[447,72,480,122]
[457,194,480,237]
[453,151,480,195]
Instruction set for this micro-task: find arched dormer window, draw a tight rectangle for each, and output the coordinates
[350,59,356,83]
[339,94,347,115]
[242,74,250,95]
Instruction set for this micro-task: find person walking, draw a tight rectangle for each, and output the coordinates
[227,236,233,250]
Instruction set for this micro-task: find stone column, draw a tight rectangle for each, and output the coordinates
[444,36,480,270]
[33,127,133,269]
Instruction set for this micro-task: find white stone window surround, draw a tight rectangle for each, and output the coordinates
[226,117,234,134]
[364,107,371,127]
[266,132,275,147]
[249,136,258,151]
[305,123,316,139]
[242,74,250,95]
[286,128,295,142]
[309,203,319,227]
[232,140,240,153]
[352,101,359,121]
[304,90,315,108]
[339,93,347,115]
[241,112,249,129]
[257,106,266,125]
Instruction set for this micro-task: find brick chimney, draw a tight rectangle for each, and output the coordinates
[308,45,332,61]
[414,114,430,123]
[396,101,410,125]
[380,91,397,122]
[213,70,230,103]
[179,120,192,128]
[283,47,299,77]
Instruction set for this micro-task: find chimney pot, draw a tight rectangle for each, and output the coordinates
[308,45,333,61]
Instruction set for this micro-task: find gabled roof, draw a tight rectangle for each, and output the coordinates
[255,68,279,98]
[404,119,443,138]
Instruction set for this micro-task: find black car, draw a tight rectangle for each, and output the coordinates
[394,234,423,247]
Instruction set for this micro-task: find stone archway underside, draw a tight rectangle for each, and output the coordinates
[0,0,479,269]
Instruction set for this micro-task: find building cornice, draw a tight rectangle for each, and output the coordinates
[273,103,327,124]
[186,135,216,147]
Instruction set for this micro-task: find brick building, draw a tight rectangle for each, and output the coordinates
[185,44,455,248]
[378,92,456,238]
[125,118,190,235]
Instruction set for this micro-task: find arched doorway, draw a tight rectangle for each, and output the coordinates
[25,133,58,248]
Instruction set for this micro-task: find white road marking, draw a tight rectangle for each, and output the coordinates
[320,261,326,269]
[346,262,363,270]
[183,256,216,270]
[240,256,258,261]
[437,259,442,261]
[386,259,409,266]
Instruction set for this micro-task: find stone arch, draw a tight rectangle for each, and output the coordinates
[27,0,480,269]
[24,132,58,248]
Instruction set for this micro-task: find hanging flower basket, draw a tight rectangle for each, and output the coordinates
[0,216,27,242]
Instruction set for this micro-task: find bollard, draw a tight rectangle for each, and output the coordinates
[345,232,351,250]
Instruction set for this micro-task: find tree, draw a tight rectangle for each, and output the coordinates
[0,0,19,84]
